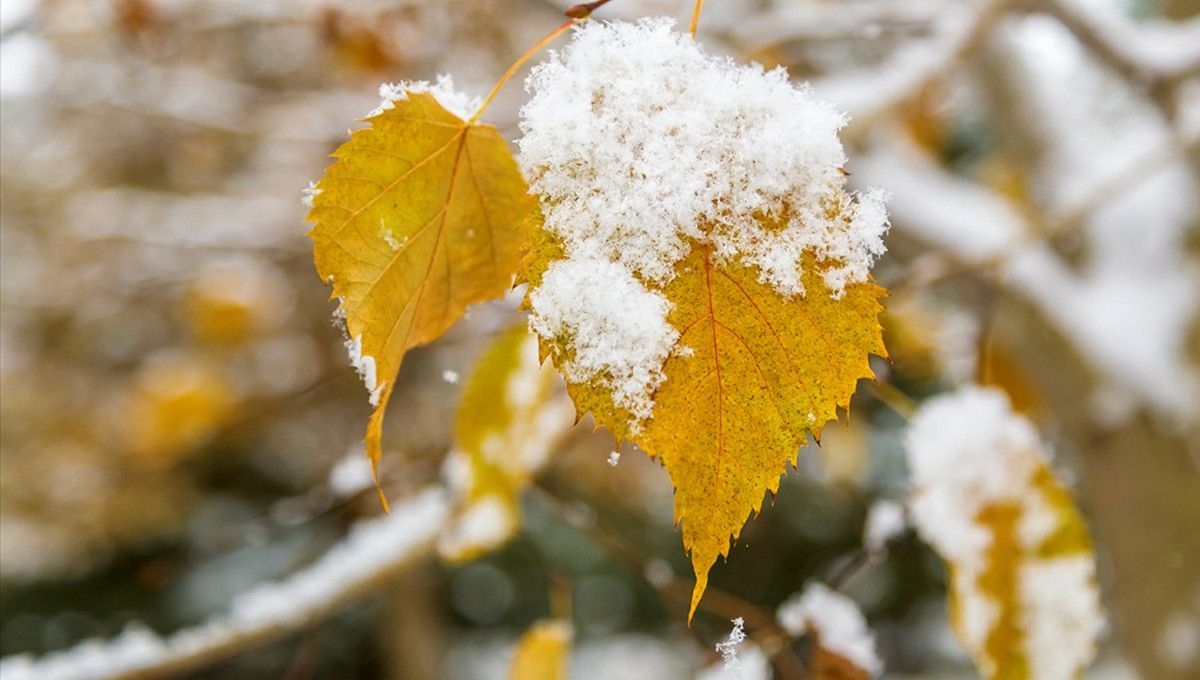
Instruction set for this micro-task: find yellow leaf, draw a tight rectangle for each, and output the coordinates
[307,91,535,489]
[907,387,1102,680]
[510,619,572,680]
[438,324,573,562]
[944,464,1097,680]
[645,247,885,620]
[524,222,886,620]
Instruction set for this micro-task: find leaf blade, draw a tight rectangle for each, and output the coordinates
[641,245,886,619]
[308,92,534,475]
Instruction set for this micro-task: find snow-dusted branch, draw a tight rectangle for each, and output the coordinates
[815,0,1010,139]
[0,489,448,680]
[1039,0,1200,85]
[857,136,1200,424]
[730,0,951,48]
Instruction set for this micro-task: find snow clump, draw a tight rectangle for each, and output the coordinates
[519,19,888,428]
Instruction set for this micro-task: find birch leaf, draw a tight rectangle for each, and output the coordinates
[307,90,534,489]
[523,223,886,620]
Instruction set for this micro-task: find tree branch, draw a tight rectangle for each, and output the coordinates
[0,490,448,680]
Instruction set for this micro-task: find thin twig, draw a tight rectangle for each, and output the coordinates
[468,0,618,124]
[528,483,810,678]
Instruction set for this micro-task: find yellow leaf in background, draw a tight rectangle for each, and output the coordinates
[945,465,1097,680]
[510,620,571,680]
[187,260,289,346]
[907,387,1102,680]
[438,324,573,562]
[307,91,535,488]
[125,353,236,465]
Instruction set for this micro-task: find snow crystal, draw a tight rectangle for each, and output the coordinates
[696,642,769,680]
[369,74,480,121]
[777,583,882,676]
[905,386,1103,679]
[343,333,384,406]
[441,369,459,385]
[520,18,887,296]
[862,499,907,554]
[527,257,678,425]
[714,617,746,673]
[301,181,320,208]
[607,450,621,467]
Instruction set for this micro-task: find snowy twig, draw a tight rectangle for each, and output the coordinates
[1037,0,1200,85]
[0,489,449,680]
[730,0,950,50]
[815,0,1011,140]
[1038,0,1200,168]
[1042,131,1200,242]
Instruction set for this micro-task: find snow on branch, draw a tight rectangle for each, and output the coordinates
[0,489,449,680]
[730,0,952,49]
[776,583,883,676]
[814,0,1008,138]
[857,136,1200,425]
[1041,0,1200,84]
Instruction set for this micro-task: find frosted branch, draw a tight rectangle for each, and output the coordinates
[815,0,1009,139]
[1040,0,1200,85]
[0,489,449,680]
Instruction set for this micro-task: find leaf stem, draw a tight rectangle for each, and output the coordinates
[689,0,703,36]
[468,0,617,125]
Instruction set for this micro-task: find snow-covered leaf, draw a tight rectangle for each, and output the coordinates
[517,19,888,620]
[777,582,882,678]
[906,386,1104,680]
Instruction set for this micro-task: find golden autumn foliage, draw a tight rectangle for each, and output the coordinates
[306,91,535,488]
[642,248,885,619]
[124,354,236,464]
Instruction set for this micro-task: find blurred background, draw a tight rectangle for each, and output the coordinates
[1,0,1197,678]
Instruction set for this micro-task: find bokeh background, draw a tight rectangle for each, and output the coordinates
[1,0,1197,678]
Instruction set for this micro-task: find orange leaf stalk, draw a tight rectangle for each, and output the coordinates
[469,0,617,125]
[689,0,703,36]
